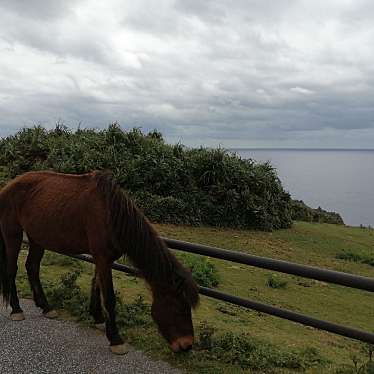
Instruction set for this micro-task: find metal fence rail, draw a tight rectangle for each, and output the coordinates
[69,242,374,345]
[163,237,374,292]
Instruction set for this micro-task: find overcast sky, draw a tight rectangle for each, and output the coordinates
[0,0,373,148]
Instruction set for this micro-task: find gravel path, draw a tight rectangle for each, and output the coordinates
[0,299,182,374]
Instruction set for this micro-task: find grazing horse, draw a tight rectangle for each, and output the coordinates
[0,171,199,354]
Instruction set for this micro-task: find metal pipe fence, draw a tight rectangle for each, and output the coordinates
[162,237,374,292]
[65,235,374,345]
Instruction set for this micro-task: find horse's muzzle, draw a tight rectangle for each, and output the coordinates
[170,336,194,352]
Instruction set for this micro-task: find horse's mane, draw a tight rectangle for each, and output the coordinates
[94,171,199,308]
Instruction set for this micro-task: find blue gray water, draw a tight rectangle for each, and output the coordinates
[232,149,374,227]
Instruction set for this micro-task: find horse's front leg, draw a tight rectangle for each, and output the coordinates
[96,261,129,355]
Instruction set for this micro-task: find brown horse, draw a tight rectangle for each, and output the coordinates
[0,171,199,354]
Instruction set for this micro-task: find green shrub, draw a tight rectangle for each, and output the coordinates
[335,344,374,373]
[336,250,374,267]
[116,294,151,329]
[197,320,216,350]
[291,200,344,225]
[132,191,196,225]
[44,270,152,328]
[45,270,90,321]
[0,124,293,231]
[0,125,344,230]
[266,273,288,289]
[177,253,220,288]
[196,324,329,371]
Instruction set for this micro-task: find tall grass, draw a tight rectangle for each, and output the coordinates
[0,124,343,229]
[0,124,293,230]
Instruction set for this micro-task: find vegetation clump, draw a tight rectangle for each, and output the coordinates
[45,270,90,321]
[177,253,220,288]
[266,273,288,289]
[291,199,344,225]
[0,124,293,230]
[44,270,151,328]
[196,321,329,371]
[115,294,151,329]
[335,344,374,374]
[336,250,374,267]
[0,124,344,229]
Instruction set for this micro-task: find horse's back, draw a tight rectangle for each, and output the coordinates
[1,171,95,208]
[0,171,108,254]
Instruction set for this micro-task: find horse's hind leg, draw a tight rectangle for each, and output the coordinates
[25,239,57,318]
[1,223,24,320]
[89,269,105,329]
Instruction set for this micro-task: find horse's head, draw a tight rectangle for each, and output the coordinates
[151,275,199,352]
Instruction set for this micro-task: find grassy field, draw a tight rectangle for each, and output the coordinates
[13,221,373,373]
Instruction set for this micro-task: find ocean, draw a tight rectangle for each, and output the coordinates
[232,149,374,227]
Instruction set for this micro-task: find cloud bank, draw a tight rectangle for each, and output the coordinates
[1,0,374,147]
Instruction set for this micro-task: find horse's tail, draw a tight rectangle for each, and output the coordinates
[0,227,10,304]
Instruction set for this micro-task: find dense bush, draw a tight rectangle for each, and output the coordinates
[291,200,344,225]
[115,294,151,329]
[336,250,374,267]
[196,322,329,371]
[45,270,90,321]
[0,124,294,230]
[44,270,151,328]
[266,273,288,289]
[177,253,220,288]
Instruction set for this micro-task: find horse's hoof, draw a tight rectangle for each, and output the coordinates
[95,323,106,331]
[43,310,58,319]
[110,344,129,355]
[10,312,25,321]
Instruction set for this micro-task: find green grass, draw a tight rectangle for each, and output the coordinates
[336,250,374,267]
[14,222,374,373]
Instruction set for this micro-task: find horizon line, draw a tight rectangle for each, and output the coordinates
[227,147,374,151]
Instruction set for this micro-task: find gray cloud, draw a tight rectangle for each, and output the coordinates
[1,0,374,148]
[0,0,74,20]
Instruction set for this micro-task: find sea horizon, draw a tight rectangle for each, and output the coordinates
[229,147,374,152]
[234,148,374,227]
